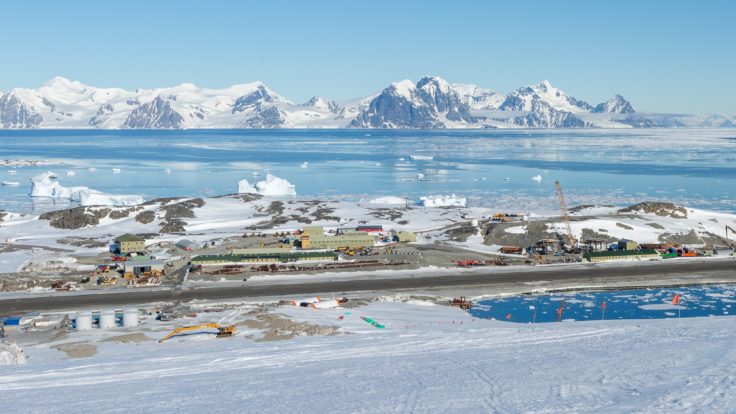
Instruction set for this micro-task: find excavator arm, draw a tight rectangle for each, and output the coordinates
[159,323,236,343]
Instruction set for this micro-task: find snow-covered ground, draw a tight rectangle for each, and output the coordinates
[2,299,736,412]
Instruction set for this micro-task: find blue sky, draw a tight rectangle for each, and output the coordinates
[0,0,734,114]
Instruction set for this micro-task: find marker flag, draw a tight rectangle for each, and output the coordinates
[672,293,680,305]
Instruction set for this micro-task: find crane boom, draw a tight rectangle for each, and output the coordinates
[727,225,736,244]
[554,181,576,249]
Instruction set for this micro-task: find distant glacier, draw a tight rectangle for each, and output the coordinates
[0,76,733,129]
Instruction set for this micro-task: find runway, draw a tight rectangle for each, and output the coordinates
[1,259,734,314]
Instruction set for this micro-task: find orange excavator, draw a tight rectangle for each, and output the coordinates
[158,323,236,343]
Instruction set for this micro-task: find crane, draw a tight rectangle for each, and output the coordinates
[158,323,236,343]
[554,180,576,251]
[727,225,736,246]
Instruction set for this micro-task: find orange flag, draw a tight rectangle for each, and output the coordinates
[672,293,680,305]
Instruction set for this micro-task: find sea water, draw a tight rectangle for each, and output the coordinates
[0,128,733,214]
[469,284,736,323]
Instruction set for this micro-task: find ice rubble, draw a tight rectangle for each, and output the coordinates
[238,174,296,196]
[368,196,411,205]
[30,172,143,207]
[420,194,467,207]
[0,341,26,365]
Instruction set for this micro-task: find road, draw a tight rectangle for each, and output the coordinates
[1,260,735,314]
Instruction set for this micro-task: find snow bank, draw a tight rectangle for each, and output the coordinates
[368,196,411,205]
[238,174,296,196]
[0,341,26,365]
[77,191,144,207]
[420,194,467,207]
[29,172,143,206]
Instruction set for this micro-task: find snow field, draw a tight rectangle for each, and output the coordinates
[2,300,736,412]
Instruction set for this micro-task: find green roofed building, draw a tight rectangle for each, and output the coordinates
[115,234,146,254]
[192,251,338,266]
[583,249,659,263]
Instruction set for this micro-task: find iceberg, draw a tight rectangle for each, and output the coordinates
[368,196,411,205]
[532,174,543,182]
[29,172,143,206]
[238,174,296,196]
[420,194,467,207]
[237,178,257,194]
[410,154,434,161]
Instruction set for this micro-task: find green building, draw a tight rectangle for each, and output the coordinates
[192,251,337,266]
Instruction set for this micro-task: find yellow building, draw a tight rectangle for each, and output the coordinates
[396,231,417,243]
[302,226,324,236]
[584,249,658,263]
[115,234,146,254]
[303,231,375,250]
[618,239,639,251]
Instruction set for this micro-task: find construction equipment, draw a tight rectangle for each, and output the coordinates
[158,323,236,343]
[727,226,736,246]
[449,297,473,310]
[554,181,577,252]
[455,259,483,267]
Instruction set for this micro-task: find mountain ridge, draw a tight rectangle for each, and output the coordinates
[0,76,731,129]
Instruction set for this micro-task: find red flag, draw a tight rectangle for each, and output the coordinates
[672,293,680,305]
[505,313,512,320]
[601,301,607,310]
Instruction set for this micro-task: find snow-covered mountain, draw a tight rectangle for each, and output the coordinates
[0,76,731,129]
[499,80,593,113]
[592,94,636,114]
[349,76,475,128]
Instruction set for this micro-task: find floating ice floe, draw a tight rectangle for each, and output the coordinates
[416,173,426,180]
[238,174,296,196]
[532,174,543,182]
[420,194,467,207]
[1,181,20,186]
[410,154,434,161]
[111,168,121,174]
[7,170,16,175]
[88,167,97,172]
[301,162,309,168]
[368,196,411,205]
[164,168,172,175]
[29,172,143,206]
[66,170,76,177]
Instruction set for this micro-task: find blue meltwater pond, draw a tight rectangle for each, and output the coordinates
[469,284,736,323]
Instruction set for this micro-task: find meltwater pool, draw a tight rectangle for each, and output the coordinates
[469,284,736,323]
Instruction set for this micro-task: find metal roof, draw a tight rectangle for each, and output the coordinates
[116,233,145,242]
[123,260,164,267]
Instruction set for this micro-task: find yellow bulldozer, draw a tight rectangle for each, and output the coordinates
[158,323,236,343]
